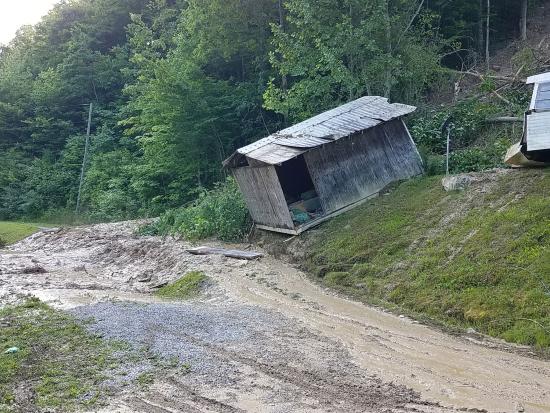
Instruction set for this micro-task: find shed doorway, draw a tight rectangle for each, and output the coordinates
[275,155,324,226]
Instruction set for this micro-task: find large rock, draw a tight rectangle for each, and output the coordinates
[441,174,474,191]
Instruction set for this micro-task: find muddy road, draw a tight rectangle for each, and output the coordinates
[1,222,549,412]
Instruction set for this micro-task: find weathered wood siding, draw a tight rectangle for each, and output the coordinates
[232,166,295,230]
[304,119,423,214]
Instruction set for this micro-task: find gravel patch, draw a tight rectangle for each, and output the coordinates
[70,300,425,412]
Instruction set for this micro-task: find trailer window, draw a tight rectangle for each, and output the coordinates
[535,82,550,110]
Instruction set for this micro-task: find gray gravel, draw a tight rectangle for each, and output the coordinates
[71,301,292,382]
[70,300,426,412]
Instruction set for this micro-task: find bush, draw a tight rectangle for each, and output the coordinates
[411,98,518,175]
[146,177,251,241]
[410,100,499,154]
[449,137,510,173]
[418,146,445,176]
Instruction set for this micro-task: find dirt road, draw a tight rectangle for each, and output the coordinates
[1,222,549,412]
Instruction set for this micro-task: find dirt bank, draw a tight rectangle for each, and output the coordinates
[1,222,549,412]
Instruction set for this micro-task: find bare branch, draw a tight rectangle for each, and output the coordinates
[396,0,425,48]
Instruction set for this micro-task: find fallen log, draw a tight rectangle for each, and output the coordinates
[486,116,523,123]
[186,246,263,260]
[452,70,527,84]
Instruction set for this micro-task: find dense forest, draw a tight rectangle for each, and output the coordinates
[0,0,542,222]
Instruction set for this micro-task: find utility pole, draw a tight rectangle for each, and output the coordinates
[75,102,93,215]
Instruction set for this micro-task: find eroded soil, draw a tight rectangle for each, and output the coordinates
[1,222,549,412]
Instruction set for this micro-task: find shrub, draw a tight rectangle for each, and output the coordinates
[449,137,510,173]
[418,146,445,176]
[147,178,251,241]
[410,100,499,154]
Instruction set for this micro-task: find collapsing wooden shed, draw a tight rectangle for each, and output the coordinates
[223,96,424,235]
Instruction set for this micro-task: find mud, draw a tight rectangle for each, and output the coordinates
[1,222,550,412]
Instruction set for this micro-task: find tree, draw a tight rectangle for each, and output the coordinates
[520,0,528,41]
[264,0,442,122]
[486,0,490,70]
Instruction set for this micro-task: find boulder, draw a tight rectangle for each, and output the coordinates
[441,175,474,191]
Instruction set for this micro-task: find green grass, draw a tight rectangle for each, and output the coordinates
[303,169,550,348]
[0,222,42,246]
[0,299,127,411]
[154,271,208,300]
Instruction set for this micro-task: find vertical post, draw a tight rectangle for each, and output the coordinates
[486,0,490,71]
[75,102,93,215]
[446,128,451,176]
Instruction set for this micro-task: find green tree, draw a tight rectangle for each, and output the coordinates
[264,0,443,122]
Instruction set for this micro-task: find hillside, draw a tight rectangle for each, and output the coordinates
[281,169,550,348]
[0,0,544,223]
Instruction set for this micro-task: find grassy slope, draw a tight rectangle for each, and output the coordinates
[0,222,42,245]
[0,299,128,411]
[303,169,550,347]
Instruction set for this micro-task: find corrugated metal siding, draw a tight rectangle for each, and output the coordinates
[526,111,550,151]
[232,166,295,230]
[304,120,423,214]
[230,96,416,165]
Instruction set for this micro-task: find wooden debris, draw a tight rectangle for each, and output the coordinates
[486,116,523,123]
[151,281,168,289]
[186,246,263,260]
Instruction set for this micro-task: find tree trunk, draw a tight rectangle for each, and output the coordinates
[384,0,392,98]
[277,0,288,123]
[478,0,484,58]
[278,0,287,93]
[520,0,528,41]
[486,0,490,71]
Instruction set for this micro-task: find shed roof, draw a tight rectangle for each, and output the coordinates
[224,96,416,167]
[527,72,550,84]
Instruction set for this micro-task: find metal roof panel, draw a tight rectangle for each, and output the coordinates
[225,96,416,166]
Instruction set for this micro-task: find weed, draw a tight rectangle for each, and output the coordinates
[136,372,155,388]
[154,272,208,300]
[143,178,251,241]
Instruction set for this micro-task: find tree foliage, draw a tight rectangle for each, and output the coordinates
[0,0,537,221]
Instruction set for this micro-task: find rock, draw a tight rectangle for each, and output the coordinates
[516,403,525,412]
[39,227,60,234]
[137,273,153,283]
[233,259,248,268]
[21,265,47,274]
[467,328,477,334]
[442,175,474,191]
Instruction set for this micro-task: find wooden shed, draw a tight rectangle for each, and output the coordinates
[223,96,424,235]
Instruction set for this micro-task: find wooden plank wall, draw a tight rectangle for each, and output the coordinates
[304,119,423,214]
[233,165,295,230]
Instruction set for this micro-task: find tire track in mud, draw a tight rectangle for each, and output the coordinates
[164,328,424,412]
